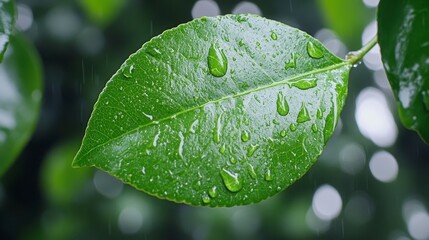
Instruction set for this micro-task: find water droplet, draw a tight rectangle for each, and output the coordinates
[317,108,323,119]
[230,157,237,164]
[247,163,257,179]
[213,114,222,143]
[273,119,280,125]
[208,44,228,77]
[143,112,153,120]
[122,63,135,78]
[265,169,273,181]
[307,41,324,59]
[220,168,243,192]
[208,186,218,198]
[291,78,317,90]
[202,193,211,204]
[219,143,226,155]
[141,167,146,175]
[276,92,289,116]
[290,123,297,132]
[190,119,199,133]
[271,32,278,40]
[241,130,250,142]
[311,123,318,133]
[145,47,161,57]
[284,53,296,69]
[297,104,311,123]
[280,130,287,137]
[247,144,259,157]
[153,129,160,147]
[178,131,185,158]
[236,15,248,23]
[239,40,245,47]
[243,118,250,126]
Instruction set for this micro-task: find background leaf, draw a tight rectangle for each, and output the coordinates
[79,0,125,26]
[317,0,373,49]
[0,0,15,62]
[378,0,429,144]
[73,15,350,207]
[0,35,43,176]
[41,140,92,206]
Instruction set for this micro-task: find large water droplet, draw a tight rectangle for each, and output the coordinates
[290,123,297,132]
[202,193,211,204]
[265,169,273,181]
[247,163,257,179]
[297,104,311,123]
[285,53,296,69]
[220,168,243,192]
[291,78,317,90]
[247,144,259,157]
[208,186,218,198]
[219,143,226,155]
[122,63,135,78]
[280,130,287,137]
[241,130,250,142]
[307,41,324,59]
[213,114,222,143]
[230,157,237,164]
[276,92,289,116]
[271,32,278,40]
[208,44,228,77]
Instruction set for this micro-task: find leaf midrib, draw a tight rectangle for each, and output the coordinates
[76,61,350,163]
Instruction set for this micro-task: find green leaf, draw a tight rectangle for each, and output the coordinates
[0,0,15,63]
[317,0,373,49]
[79,0,125,26]
[73,15,350,207]
[378,0,429,144]
[0,35,43,176]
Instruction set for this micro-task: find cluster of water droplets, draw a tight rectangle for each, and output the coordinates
[123,22,329,205]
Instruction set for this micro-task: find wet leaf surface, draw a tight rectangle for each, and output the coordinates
[74,15,350,206]
[0,0,15,62]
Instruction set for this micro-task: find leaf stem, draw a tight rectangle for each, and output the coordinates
[346,35,378,65]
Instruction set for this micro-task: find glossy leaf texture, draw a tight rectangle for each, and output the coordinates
[0,35,43,176]
[73,15,350,207]
[378,0,429,144]
[0,0,15,62]
[317,0,373,49]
